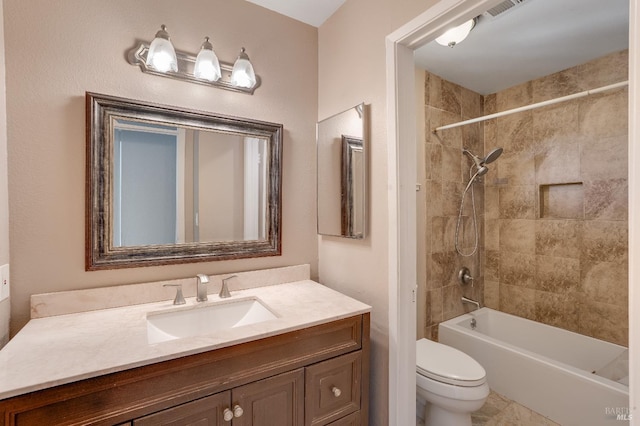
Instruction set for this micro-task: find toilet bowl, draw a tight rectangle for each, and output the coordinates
[416,338,489,426]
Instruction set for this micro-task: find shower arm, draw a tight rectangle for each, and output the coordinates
[463,148,484,168]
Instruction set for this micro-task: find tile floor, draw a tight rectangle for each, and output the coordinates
[417,390,560,426]
[471,391,560,425]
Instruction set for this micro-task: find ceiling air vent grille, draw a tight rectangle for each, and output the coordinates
[484,0,525,19]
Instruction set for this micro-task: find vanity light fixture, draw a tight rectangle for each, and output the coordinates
[435,18,476,48]
[127,25,261,94]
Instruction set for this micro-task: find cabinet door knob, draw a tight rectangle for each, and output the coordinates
[331,386,342,397]
[233,404,244,418]
[223,408,234,422]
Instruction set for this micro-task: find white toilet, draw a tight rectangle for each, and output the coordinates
[416,338,489,426]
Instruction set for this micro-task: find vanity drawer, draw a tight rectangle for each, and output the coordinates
[305,351,362,426]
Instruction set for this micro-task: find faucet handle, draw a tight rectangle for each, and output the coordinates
[163,284,186,305]
[220,275,237,298]
[458,267,474,286]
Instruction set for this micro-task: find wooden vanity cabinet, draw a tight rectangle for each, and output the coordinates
[134,368,305,426]
[0,314,369,426]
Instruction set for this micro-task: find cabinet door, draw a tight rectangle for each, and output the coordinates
[231,369,305,426]
[328,411,360,425]
[133,391,230,426]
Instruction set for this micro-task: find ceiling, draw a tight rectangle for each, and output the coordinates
[415,0,629,94]
[245,0,346,27]
[246,0,629,95]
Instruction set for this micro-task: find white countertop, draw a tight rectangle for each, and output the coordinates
[0,280,370,400]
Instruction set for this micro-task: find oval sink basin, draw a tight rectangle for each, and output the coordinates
[147,298,278,344]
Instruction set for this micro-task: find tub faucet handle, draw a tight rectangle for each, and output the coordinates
[458,267,474,286]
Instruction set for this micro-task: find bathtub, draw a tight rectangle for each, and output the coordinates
[439,308,629,426]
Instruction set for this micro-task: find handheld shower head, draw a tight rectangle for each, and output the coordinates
[476,165,489,176]
[463,166,487,193]
[457,147,503,258]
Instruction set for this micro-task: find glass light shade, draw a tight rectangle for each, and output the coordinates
[145,25,178,73]
[435,18,476,48]
[194,37,221,82]
[231,48,256,88]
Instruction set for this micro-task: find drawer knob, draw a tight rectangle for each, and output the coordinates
[233,404,244,418]
[223,408,234,422]
[331,386,342,397]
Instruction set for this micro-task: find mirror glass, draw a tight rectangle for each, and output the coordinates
[86,93,282,270]
[317,103,367,238]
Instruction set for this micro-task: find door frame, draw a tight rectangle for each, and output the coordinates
[384,0,639,424]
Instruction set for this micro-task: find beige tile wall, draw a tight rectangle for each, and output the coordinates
[422,50,628,346]
[422,72,486,340]
[484,50,628,346]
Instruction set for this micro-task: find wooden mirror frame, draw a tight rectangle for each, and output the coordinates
[85,92,282,270]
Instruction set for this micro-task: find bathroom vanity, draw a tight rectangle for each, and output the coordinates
[0,266,370,425]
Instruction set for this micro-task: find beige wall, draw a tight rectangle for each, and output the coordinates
[484,50,629,346]
[0,1,9,348]
[420,70,486,341]
[4,0,318,334]
[318,0,438,423]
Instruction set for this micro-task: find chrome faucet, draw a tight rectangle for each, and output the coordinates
[196,274,209,302]
[220,275,237,299]
[461,296,480,312]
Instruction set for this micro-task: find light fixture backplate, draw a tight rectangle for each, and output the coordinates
[127,41,261,95]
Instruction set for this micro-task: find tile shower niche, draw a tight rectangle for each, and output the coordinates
[539,182,584,219]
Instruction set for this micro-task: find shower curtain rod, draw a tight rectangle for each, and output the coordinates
[433,80,629,133]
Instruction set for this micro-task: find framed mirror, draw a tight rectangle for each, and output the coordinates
[86,92,282,270]
[317,103,367,239]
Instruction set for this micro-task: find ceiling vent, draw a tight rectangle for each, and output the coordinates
[483,0,526,19]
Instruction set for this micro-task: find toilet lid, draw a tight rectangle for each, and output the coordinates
[416,338,486,387]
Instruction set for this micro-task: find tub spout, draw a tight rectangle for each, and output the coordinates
[461,296,480,312]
